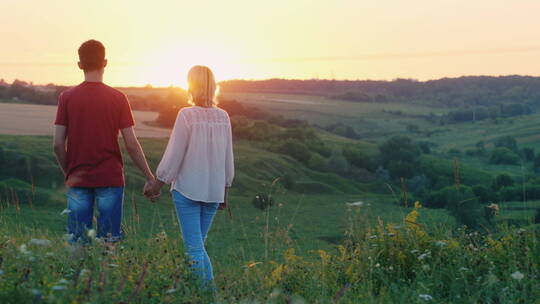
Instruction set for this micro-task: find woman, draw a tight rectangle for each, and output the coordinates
[147,65,234,288]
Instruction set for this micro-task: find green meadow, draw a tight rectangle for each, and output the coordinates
[1,88,540,302]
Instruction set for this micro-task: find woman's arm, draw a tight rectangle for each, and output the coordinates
[156,110,190,184]
[224,119,235,187]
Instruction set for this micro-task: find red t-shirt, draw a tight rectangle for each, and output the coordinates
[54,81,135,187]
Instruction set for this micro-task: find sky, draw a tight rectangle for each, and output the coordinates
[1,0,540,87]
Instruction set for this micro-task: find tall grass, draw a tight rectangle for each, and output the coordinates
[0,200,538,303]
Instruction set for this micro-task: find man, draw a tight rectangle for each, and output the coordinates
[53,39,157,243]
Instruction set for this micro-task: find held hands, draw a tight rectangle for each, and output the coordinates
[143,177,163,202]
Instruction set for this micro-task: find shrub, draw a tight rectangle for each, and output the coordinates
[493,136,518,152]
[492,173,514,191]
[387,161,416,179]
[272,140,312,164]
[522,147,535,162]
[472,185,498,204]
[343,147,377,171]
[489,147,520,165]
[307,153,328,172]
[327,149,348,175]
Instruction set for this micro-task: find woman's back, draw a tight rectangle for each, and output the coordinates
[156,106,234,202]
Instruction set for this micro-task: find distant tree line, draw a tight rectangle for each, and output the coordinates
[220,76,540,108]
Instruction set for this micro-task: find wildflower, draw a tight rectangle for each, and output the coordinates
[375,263,380,268]
[418,252,430,260]
[269,288,281,298]
[410,249,419,254]
[418,294,433,301]
[29,239,51,246]
[57,279,69,285]
[434,240,447,247]
[346,201,364,207]
[511,271,524,281]
[52,285,67,291]
[245,262,262,268]
[166,288,177,294]
[60,209,71,215]
[87,229,96,239]
[368,235,377,239]
[108,263,119,268]
[19,244,31,255]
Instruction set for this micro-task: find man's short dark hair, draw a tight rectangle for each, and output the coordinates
[78,40,105,71]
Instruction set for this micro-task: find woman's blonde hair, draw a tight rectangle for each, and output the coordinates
[187,65,219,107]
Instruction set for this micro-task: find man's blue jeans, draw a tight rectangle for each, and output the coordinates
[172,190,219,285]
[66,187,124,243]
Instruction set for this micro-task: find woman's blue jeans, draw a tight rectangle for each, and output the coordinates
[66,187,124,243]
[172,190,219,285]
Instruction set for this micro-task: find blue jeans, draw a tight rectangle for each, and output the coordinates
[66,187,124,243]
[172,190,219,285]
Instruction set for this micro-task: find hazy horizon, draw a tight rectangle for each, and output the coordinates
[2,0,540,87]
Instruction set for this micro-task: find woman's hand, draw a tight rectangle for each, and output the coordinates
[219,187,229,210]
[143,178,163,202]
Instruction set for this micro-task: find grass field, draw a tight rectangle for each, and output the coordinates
[1,97,540,302]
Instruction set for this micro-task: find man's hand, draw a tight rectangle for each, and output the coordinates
[143,178,161,202]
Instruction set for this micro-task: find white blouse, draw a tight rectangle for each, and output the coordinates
[156,106,234,203]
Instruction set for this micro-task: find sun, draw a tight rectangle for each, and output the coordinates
[138,42,246,88]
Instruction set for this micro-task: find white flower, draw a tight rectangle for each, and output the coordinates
[18,244,31,255]
[166,288,177,294]
[29,239,51,246]
[410,249,419,254]
[60,209,71,215]
[418,294,433,301]
[511,271,524,281]
[346,201,364,207]
[434,241,447,247]
[368,235,377,239]
[52,285,67,291]
[87,229,96,238]
[57,279,69,285]
[108,264,119,268]
[418,253,429,260]
[375,263,380,268]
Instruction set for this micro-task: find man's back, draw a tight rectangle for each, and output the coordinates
[55,81,134,187]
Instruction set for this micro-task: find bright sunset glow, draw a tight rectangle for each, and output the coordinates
[2,0,540,87]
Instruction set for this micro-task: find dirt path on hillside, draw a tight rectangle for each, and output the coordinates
[0,103,170,138]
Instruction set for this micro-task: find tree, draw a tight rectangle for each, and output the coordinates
[492,173,514,191]
[327,149,348,175]
[489,147,520,165]
[494,136,518,153]
[379,136,421,179]
[521,147,535,162]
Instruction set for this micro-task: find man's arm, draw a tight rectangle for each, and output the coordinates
[120,127,154,181]
[53,125,68,175]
